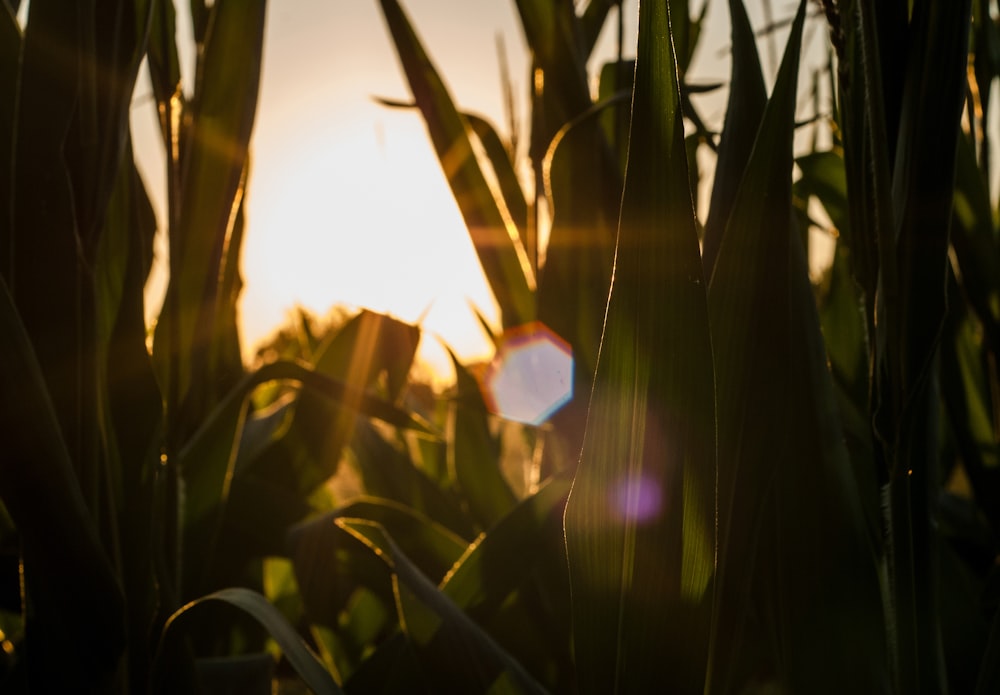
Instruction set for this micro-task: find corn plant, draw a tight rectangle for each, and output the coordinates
[3,0,999,692]
[304,0,998,692]
[0,1,427,692]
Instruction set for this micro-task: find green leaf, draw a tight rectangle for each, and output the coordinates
[156,587,341,695]
[441,476,570,618]
[579,0,616,57]
[464,112,529,242]
[180,360,432,598]
[350,420,474,540]
[706,3,888,691]
[562,0,716,691]
[339,519,548,694]
[379,0,534,329]
[289,310,422,498]
[293,497,468,586]
[449,352,516,530]
[152,0,266,409]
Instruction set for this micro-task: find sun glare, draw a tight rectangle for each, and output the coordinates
[243,104,499,379]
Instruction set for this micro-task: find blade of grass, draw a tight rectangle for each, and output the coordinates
[562,0,716,691]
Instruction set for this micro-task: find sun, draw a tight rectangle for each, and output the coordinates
[242,100,500,380]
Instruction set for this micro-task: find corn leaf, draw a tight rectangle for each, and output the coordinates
[580,0,616,57]
[0,275,126,690]
[350,420,475,540]
[296,498,468,584]
[563,0,716,691]
[702,0,767,278]
[340,519,548,694]
[379,0,534,329]
[10,0,93,484]
[289,514,396,629]
[706,3,888,691]
[877,1,973,689]
[464,111,529,240]
[179,360,432,598]
[147,0,181,146]
[157,587,341,695]
[97,141,165,692]
[516,0,620,398]
[441,476,570,617]
[449,352,516,530]
[152,0,266,407]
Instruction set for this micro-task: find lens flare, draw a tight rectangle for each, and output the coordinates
[482,321,573,425]
[612,474,663,523]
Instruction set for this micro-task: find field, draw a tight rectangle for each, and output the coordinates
[0,0,997,692]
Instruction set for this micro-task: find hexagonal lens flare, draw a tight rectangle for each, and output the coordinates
[481,322,573,425]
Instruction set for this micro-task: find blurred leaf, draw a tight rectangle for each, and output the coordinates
[147,0,182,145]
[951,132,1000,345]
[351,420,474,540]
[580,0,617,57]
[156,587,341,695]
[449,353,516,529]
[288,310,422,501]
[940,298,1000,533]
[441,476,569,618]
[464,111,529,240]
[339,519,547,694]
[706,3,889,691]
[817,243,881,541]
[379,0,534,329]
[180,360,432,598]
[294,498,468,586]
[289,514,396,630]
[313,309,420,404]
[562,0,715,692]
[795,149,850,234]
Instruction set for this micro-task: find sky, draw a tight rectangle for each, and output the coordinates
[130,0,819,381]
[133,0,640,379]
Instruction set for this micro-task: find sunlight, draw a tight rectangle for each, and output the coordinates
[243,104,499,380]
